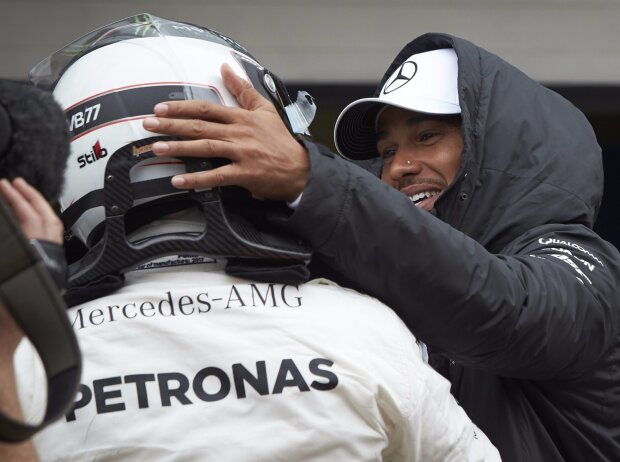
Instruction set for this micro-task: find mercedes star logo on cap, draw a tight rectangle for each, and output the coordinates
[383,60,418,95]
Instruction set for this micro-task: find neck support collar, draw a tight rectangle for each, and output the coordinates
[62,137,312,291]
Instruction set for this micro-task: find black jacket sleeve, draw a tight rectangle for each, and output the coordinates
[286,142,620,380]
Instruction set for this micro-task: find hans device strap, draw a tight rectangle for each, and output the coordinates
[0,197,81,442]
[62,137,311,290]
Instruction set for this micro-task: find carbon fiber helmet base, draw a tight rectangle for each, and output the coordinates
[29,14,314,289]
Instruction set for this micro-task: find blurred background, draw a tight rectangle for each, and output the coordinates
[2,0,619,246]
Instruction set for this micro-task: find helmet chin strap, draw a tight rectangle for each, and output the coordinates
[64,137,312,291]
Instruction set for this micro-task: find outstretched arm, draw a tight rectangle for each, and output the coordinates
[284,147,620,379]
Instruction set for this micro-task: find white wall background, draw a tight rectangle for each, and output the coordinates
[1,0,620,85]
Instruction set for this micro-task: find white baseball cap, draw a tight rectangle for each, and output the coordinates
[334,48,460,160]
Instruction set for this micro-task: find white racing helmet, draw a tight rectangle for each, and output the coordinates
[30,14,314,288]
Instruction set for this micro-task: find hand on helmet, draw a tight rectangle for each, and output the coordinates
[0,178,63,245]
[143,63,310,203]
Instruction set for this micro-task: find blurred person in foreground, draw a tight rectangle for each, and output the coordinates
[15,16,500,461]
[144,32,620,461]
[0,178,63,462]
[0,75,74,460]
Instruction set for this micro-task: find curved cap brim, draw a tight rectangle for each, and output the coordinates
[334,48,461,160]
[334,97,460,160]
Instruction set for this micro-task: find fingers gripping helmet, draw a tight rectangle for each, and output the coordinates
[30,14,315,289]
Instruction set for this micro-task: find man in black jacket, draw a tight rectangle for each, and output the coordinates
[144,33,620,461]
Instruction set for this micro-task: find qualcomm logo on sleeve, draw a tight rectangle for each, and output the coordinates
[538,238,604,267]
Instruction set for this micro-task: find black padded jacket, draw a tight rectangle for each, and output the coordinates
[285,33,620,461]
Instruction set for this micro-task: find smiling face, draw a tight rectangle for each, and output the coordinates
[376,106,463,211]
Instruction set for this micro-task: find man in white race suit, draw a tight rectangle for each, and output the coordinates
[14,14,500,461]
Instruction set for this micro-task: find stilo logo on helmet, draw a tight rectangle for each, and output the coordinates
[77,140,108,169]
